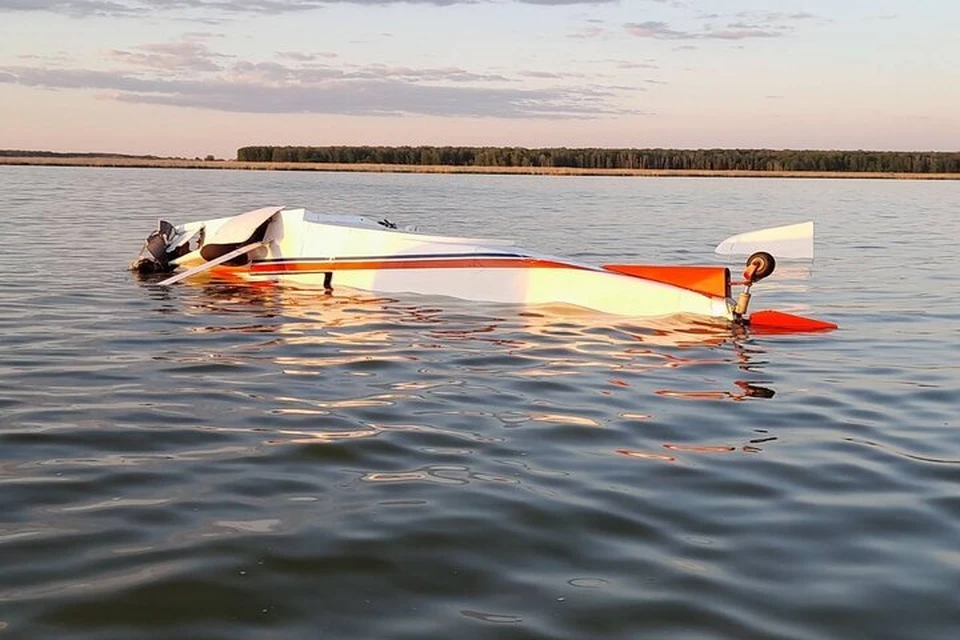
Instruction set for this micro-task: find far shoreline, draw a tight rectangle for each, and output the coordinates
[1,155,958,180]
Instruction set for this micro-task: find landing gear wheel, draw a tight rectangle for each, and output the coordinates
[746,251,776,282]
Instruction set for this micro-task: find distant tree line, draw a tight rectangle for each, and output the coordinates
[236,146,960,173]
[0,149,162,159]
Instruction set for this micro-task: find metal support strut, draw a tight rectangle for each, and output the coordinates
[733,251,776,324]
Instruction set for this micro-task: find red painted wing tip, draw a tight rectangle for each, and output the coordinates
[749,310,838,334]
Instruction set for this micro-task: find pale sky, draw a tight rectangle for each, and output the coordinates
[0,0,957,158]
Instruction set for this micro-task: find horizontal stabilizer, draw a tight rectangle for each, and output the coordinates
[603,264,730,298]
[748,309,838,334]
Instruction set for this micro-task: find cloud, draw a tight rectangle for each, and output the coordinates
[738,11,815,22]
[98,38,511,84]
[640,0,688,7]
[0,0,138,16]
[702,27,781,40]
[518,69,595,80]
[624,9,820,42]
[580,58,659,71]
[0,0,320,16]
[568,26,609,39]
[520,70,564,79]
[0,0,617,17]
[108,41,230,72]
[17,52,74,63]
[624,20,783,40]
[0,63,638,118]
[277,52,339,62]
[623,21,688,39]
[109,81,625,119]
[182,31,225,39]
[615,60,659,70]
[520,0,614,4]
[342,64,511,83]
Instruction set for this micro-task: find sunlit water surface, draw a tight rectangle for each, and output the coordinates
[1,167,958,639]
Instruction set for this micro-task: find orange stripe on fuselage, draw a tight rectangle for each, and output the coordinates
[207,265,252,281]
[602,264,730,299]
[249,257,588,274]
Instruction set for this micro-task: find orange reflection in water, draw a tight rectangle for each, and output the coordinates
[618,429,781,464]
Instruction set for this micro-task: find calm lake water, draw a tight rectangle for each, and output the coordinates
[1,166,958,639]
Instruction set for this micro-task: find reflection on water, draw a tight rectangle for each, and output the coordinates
[147,279,782,475]
[655,380,776,401]
[166,278,778,372]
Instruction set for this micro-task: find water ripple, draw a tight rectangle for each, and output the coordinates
[2,168,959,639]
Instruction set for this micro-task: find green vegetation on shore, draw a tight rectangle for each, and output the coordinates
[0,149,161,159]
[237,145,960,174]
[0,149,220,161]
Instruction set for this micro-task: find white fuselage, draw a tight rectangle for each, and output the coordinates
[168,207,735,320]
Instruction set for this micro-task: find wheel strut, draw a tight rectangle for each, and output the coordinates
[734,252,777,322]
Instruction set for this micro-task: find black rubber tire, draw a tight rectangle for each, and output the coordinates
[747,251,776,281]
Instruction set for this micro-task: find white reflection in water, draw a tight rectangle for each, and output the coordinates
[149,280,784,469]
